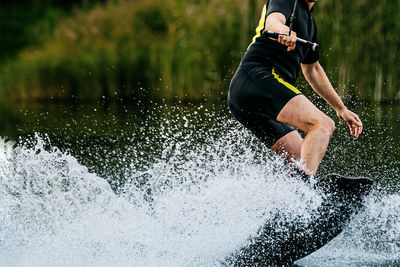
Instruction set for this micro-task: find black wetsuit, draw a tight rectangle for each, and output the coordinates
[228,0,319,148]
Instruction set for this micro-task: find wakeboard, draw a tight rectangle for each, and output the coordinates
[227,173,373,266]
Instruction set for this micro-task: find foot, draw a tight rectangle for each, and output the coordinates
[290,169,316,184]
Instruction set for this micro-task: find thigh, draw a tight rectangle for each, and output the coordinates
[277,94,331,133]
[229,102,298,148]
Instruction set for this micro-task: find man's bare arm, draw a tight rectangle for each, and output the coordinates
[301,62,363,137]
[265,13,297,52]
[301,62,345,111]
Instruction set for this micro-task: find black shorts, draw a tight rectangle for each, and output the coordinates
[228,63,301,148]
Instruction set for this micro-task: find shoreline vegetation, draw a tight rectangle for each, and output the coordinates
[0,0,399,103]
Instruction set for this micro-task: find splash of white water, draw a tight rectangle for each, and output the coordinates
[0,120,399,266]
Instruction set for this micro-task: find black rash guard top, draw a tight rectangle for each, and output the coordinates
[241,0,319,85]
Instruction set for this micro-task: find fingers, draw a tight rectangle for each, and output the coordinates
[347,116,363,138]
[278,34,296,51]
[339,109,363,138]
[351,114,363,137]
[347,123,354,136]
[348,123,362,137]
[287,43,296,52]
[275,27,297,51]
[355,116,363,136]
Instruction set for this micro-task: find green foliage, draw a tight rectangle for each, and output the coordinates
[0,0,259,102]
[0,3,62,61]
[0,0,108,61]
[316,0,400,102]
[0,0,399,103]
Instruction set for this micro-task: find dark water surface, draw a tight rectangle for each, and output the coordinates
[0,100,399,266]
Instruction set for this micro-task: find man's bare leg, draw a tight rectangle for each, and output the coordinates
[276,95,335,175]
[270,130,302,164]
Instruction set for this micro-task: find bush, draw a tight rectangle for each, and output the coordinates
[0,0,399,103]
[0,0,261,102]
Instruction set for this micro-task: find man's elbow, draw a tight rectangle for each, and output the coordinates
[302,61,321,76]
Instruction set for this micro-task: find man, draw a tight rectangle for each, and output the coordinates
[228,0,363,179]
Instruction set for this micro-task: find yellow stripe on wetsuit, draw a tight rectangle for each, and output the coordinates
[248,4,301,95]
[248,4,267,49]
[272,68,301,94]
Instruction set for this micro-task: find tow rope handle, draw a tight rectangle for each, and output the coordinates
[264,0,318,51]
[263,31,319,51]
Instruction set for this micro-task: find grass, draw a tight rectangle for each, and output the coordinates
[0,0,399,103]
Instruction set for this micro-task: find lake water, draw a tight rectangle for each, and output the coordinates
[0,100,399,266]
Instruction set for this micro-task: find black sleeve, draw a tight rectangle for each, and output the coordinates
[266,0,296,24]
[302,20,320,64]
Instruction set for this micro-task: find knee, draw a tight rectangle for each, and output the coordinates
[314,116,335,137]
[321,117,335,137]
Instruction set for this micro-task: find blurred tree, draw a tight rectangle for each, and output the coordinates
[0,0,398,103]
[0,0,107,61]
